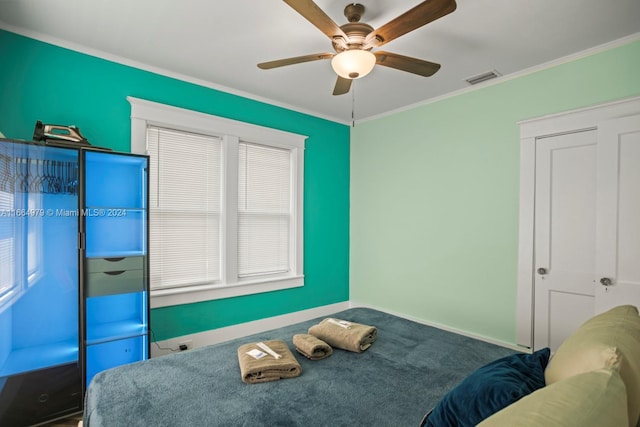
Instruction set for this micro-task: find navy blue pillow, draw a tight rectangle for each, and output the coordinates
[422,347,551,427]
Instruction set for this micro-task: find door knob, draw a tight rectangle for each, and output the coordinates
[537,267,548,275]
[600,277,613,286]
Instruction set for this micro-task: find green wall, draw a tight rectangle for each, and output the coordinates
[0,29,350,340]
[350,40,640,346]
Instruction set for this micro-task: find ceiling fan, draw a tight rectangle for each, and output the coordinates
[258,0,457,95]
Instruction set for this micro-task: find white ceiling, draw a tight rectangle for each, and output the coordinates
[1,0,639,123]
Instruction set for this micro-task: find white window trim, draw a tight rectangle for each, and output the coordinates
[128,97,306,308]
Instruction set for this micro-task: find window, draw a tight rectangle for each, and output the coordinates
[0,155,43,311]
[0,185,16,308]
[26,192,43,283]
[129,97,306,308]
[147,127,222,290]
[237,142,291,278]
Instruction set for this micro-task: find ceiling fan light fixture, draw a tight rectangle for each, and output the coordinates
[331,50,376,79]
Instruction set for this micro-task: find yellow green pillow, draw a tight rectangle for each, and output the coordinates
[478,368,628,427]
[544,305,640,426]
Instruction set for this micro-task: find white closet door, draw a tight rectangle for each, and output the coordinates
[533,130,598,351]
[595,114,640,312]
[517,97,640,351]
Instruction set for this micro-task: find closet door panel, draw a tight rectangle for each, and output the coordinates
[532,130,597,351]
[595,114,640,312]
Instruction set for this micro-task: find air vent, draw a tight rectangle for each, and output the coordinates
[465,70,502,85]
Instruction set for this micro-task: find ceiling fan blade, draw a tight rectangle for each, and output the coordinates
[375,51,441,77]
[258,52,334,69]
[365,0,457,48]
[333,76,352,96]
[283,0,348,41]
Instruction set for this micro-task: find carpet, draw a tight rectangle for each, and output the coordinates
[84,308,516,426]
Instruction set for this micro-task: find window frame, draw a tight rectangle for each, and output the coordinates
[128,97,306,308]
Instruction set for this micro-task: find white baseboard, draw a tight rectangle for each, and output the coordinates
[349,301,526,353]
[151,300,524,357]
[150,301,351,357]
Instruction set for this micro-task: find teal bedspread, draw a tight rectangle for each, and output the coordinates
[84,308,514,426]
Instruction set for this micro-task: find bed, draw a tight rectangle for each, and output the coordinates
[83,307,516,426]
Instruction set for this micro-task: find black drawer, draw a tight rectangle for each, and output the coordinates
[0,363,82,427]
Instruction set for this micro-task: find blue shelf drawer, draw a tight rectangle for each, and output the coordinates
[85,335,148,387]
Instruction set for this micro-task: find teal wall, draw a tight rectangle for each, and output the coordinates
[350,40,640,346]
[0,29,350,340]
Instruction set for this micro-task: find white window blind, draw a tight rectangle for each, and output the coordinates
[147,127,221,290]
[238,142,291,277]
[27,193,42,281]
[0,189,15,301]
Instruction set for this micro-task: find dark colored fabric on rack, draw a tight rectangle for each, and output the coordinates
[0,154,78,195]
